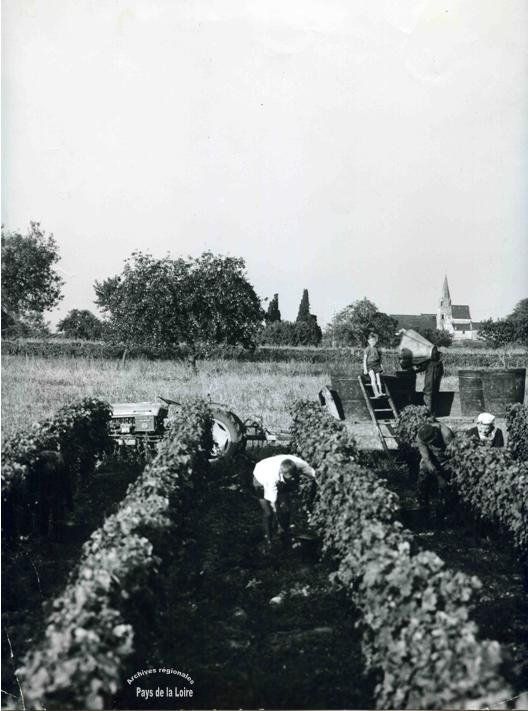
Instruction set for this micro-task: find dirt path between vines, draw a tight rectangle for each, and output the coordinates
[119,449,374,710]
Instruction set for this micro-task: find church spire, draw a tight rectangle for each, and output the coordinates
[441,275,451,305]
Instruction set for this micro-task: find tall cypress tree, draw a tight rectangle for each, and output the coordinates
[296,289,311,323]
[266,293,281,323]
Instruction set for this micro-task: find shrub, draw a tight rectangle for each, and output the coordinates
[17,400,212,710]
[291,401,510,709]
[259,319,322,346]
[447,437,528,551]
[506,403,528,462]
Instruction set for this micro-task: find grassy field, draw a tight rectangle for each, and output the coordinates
[0,354,464,442]
[1,356,325,441]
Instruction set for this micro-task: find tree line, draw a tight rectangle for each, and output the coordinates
[2,222,527,355]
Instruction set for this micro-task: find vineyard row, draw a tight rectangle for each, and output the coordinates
[291,401,514,710]
[4,398,528,709]
[3,338,527,373]
[15,401,212,710]
[2,398,112,540]
[395,404,528,551]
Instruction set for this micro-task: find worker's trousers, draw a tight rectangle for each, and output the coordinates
[253,476,291,544]
[423,388,440,416]
[417,463,455,522]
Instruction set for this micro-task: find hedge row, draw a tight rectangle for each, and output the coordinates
[291,401,510,709]
[394,405,528,551]
[2,398,112,538]
[17,400,213,710]
[3,338,527,372]
[506,403,528,462]
[0,339,391,365]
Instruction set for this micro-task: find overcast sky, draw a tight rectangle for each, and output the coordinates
[2,0,527,327]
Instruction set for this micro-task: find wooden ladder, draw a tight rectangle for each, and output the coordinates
[357,375,400,453]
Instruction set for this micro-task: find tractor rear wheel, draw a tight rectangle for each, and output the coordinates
[210,406,245,460]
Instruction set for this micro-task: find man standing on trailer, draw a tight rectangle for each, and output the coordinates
[252,454,316,552]
[414,346,444,416]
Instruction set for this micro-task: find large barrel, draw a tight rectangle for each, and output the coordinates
[482,368,526,416]
[330,372,370,421]
[458,370,486,416]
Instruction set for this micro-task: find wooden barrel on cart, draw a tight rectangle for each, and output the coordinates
[482,368,526,416]
[330,372,370,421]
[459,368,526,417]
[458,370,486,416]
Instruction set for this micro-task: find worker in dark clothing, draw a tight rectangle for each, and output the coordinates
[416,421,455,518]
[414,346,444,416]
[27,451,73,538]
[465,412,504,448]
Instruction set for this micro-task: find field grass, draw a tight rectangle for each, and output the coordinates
[1,354,464,443]
[0,356,327,441]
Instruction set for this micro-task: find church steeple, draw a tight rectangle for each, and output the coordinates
[441,275,451,306]
[437,275,453,332]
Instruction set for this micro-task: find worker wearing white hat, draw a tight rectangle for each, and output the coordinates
[465,413,504,448]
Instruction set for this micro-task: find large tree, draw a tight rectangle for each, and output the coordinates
[294,316,322,346]
[327,298,398,347]
[1,222,64,332]
[507,298,528,346]
[296,289,311,322]
[477,317,517,367]
[57,309,104,340]
[477,318,516,350]
[94,251,264,363]
[265,293,281,323]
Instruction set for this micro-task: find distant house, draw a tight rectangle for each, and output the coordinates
[391,277,479,341]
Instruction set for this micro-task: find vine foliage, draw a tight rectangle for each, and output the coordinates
[291,401,510,710]
[17,400,212,710]
[2,398,112,540]
[506,403,528,462]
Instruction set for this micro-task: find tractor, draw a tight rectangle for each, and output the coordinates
[109,396,289,459]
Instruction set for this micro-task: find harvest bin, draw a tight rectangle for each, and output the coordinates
[331,370,420,419]
[458,368,526,416]
[330,372,370,420]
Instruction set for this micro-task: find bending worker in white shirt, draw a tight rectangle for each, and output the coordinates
[252,454,316,550]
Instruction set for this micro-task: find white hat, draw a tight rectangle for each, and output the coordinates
[477,412,495,425]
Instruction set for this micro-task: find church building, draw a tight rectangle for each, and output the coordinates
[391,276,480,341]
